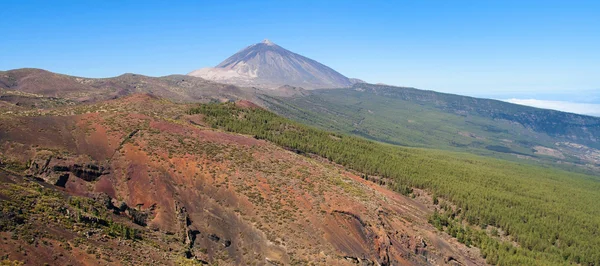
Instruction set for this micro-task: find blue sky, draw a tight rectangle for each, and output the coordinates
[1,1,598,100]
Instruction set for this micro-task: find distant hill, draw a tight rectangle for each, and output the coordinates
[188,39,353,89]
[262,83,600,171]
[0,68,264,106]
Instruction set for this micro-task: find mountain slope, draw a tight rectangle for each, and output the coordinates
[0,94,483,265]
[262,83,600,171]
[188,40,353,89]
[2,91,600,265]
[188,102,600,265]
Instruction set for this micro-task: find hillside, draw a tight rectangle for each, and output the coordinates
[188,102,600,265]
[2,69,600,265]
[188,40,354,89]
[0,68,264,106]
[2,68,597,171]
[0,94,483,265]
[262,83,600,172]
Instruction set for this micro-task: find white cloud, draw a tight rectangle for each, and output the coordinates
[503,99,600,117]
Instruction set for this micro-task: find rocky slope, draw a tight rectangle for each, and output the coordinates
[0,94,483,265]
[188,40,353,89]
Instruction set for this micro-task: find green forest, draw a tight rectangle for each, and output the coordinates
[188,103,600,265]
[259,87,599,175]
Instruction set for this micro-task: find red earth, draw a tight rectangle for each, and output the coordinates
[0,94,485,265]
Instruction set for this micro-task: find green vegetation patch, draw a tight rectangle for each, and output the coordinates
[0,177,139,245]
[260,88,599,174]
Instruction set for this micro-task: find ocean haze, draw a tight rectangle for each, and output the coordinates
[468,89,600,116]
[503,98,600,117]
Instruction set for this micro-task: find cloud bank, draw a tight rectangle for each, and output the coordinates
[503,99,600,117]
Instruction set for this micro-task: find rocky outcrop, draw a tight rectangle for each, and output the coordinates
[330,210,391,265]
[175,201,199,259]
[27,152,109,186]
[127,207,150,226]
[175,201,192,245]
[69,163,107,181]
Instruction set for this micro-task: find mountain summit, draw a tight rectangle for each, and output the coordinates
[188,40,353,89]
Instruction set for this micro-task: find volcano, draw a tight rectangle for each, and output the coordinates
[188,39,353,89]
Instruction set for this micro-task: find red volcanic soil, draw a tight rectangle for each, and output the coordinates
[235,99,263,109]
[0,94,485,265]
[0,68,94,96]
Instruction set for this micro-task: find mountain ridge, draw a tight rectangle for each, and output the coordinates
[0,67,265,104]
[2,67,598,171]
